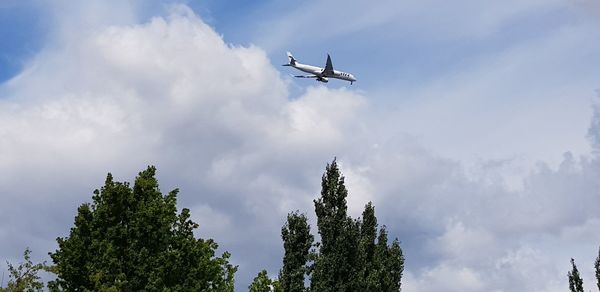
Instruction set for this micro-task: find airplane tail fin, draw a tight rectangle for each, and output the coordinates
[285,51,296,66]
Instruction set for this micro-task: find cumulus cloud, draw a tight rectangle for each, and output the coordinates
[404,264,485,292]
[0,3,366,287]
[1,2,600,291]
[338,128,600,290]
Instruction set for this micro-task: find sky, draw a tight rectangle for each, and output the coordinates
[1,1,599,291]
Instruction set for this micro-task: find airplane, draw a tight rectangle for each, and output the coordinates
[283,52,356,85]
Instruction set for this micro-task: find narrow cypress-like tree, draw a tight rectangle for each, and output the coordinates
[356,204,404,292]
[279,212,313,292]
[568,258,584,292]
[357,202,378,290]
[387,238,405,291]
[595,247,600,292]
[374,227,393,290]
[275,159,404,291]
[310,159,361,292]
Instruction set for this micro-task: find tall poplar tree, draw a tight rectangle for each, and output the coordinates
[373,227,404,291]
[356,204,404,291]
[595,247,600,292]
[279,212,313,292]
[273,159,404,291]
[310,159,361,292]
[568,258,585,292]
[387,238,405,290]
[357,202,378,290]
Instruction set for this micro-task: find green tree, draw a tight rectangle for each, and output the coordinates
[48,166,237,291]
[269,159,404,291]
[249,270,281,292]
[357,202,378,291]
[568,258,584,292]
[594,249,600,290]
[279,212,313,292]
[310,159,361,292]
[373,227,404,291]
[1,248,45,292]
[387,238,405,291]
[355,204,404,292]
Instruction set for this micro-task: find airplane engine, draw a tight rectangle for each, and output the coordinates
[317,77,329,83]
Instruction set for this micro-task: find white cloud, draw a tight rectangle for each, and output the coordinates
[338,114,600,291]
[0,4,365,287]
[380,20,599,178]
[190,204,234,241]
[1,2,600,291]
[432,220,496,262]
[404,263,485,292]
[248,0,600,180]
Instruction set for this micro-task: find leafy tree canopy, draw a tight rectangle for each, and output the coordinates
[249,270,281,292]
[1,248,46,292]
[292,159,405,291]
[568,258,584,292]
[595,247,600,292]
[48,166,236,291]
[279,212,313,292]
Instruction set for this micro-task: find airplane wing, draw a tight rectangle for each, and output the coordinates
[292,74,329,83]
[323,54,334,76]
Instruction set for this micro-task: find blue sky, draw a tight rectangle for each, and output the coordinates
[0,1,46,82]
[1,1,600,291]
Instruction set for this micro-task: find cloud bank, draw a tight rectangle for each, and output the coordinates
[1,3,599,291]
[0,3,366,287]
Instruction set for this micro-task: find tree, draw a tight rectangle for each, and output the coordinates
[279,212,313,292]
[310,159,361,292]
[249,270,281,292]
[355,204,404,292]
[269,159,404,291]
[0,248,46,292]
[387,238,405,291]
[357,202,378,290]
[373,227,404,291]
[48,166,237,291]
[594,249,600,290]
[308,159,405,291]
[568,258,584,292]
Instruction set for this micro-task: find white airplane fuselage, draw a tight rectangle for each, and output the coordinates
[293,63,356,83]
[284,52,356,84]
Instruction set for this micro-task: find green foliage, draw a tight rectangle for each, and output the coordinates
[568,258,584,292]
[387,238,405,290]
[307,159,404,292]
[310,159,361,291]
[594,249,600,290]
[48,166,237,291]
[1,248,46,292]
[249,270,281,292]
[357,202,378,290]
[372,227,404,291]
[279,212,313,292]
